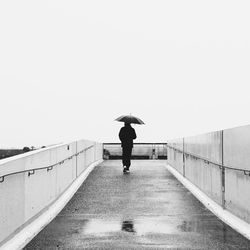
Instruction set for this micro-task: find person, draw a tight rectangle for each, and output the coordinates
[119,122,137,173]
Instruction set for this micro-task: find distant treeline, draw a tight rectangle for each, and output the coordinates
[0,147,35,160]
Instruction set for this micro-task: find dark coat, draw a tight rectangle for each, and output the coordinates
[119,124,137,148]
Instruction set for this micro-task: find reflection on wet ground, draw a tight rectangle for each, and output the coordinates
[25,160,250,250]
[121,220,135,233]
[81,218,194,236]
[80,216,227,237]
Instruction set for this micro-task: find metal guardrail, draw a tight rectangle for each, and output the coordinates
[0,145,94,183]
[103,143,168,159]
[103,143,168,145]
[167,145,250,176]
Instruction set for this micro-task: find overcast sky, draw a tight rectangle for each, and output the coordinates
[1,1,250,148]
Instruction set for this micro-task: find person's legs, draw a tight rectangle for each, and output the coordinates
[124,147,132,170]
[122,147,129,173]
[122,147,126,167]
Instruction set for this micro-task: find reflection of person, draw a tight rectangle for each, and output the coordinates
[122,220,135,233]
[119,122,137,173]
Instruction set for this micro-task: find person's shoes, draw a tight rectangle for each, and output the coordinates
[123,166,127,173]
[125,167,130,173]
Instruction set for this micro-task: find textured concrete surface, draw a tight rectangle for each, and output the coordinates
[24,160,250,249]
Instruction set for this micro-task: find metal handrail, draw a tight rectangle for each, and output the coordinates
[104,142,168,145]
[0,145,94,183]
[167,145,250,176]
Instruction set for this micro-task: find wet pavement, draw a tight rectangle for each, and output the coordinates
[24,160,250,249]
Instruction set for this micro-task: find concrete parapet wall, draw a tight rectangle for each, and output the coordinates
[168,125,250,228]
[0,139,102,246]
[223,125,250,223]
[167,145,183,175]
[185,131,222,205]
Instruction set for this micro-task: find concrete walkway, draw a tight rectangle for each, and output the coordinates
[24,160,250,249]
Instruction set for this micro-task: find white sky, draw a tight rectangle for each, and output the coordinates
[1,0,250,148]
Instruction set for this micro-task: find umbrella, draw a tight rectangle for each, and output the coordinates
[115,114,145,125]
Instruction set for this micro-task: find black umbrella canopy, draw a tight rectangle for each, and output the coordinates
[115,115,145,125]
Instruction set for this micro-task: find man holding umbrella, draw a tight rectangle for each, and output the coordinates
[116,115,144,173]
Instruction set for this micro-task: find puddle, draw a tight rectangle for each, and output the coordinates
[81,219,120,235]
[80,218,187,236]
[135,219,179,235]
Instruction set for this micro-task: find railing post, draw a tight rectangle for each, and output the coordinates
[221,130,226,209]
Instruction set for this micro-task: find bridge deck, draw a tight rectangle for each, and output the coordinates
[25,160,250,249]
